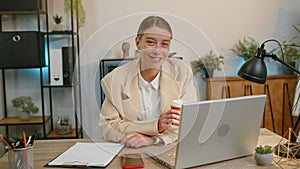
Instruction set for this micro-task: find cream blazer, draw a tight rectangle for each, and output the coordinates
[99,57,197,145]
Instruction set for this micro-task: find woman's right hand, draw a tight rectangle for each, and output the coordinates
[158,109,181,133]
[121,132,155,148]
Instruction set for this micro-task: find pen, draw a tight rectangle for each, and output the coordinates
[0,134,13,149]
[27,135,35,146]
[13,139,22,148]
[26,135,32,147]
[22,131,27,148]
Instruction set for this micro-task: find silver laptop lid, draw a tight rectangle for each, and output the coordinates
[175,95,266,169]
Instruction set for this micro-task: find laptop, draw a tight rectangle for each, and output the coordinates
[144,95,267,169]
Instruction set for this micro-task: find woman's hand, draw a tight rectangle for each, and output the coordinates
[158,109,181,133]
[121,133,155,148]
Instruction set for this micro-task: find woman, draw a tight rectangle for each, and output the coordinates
[99,16,197,148]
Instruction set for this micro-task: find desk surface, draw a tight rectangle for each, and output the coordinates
[0,128,294,168]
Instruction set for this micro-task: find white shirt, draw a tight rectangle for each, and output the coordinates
[137,71,161,121]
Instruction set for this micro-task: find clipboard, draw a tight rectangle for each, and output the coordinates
[44,142,124,168]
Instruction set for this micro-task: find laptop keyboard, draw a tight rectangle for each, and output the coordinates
[150,155,174,169]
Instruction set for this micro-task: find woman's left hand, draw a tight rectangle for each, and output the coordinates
[121,132,155,148]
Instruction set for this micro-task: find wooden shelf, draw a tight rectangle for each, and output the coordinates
[0,11,47,15]
[42,84,73,88]
[0,116,50,125]
[47,129,81,139]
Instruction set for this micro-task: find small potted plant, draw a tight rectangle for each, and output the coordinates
[229,37,259,61]
[191,50,224,78]
[254,145,274,166]
[11,96,39,121]
[52,14,63,31]
[56,116,72,135]
[275,39,300,74]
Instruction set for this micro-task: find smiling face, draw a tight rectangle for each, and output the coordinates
[136,26,171,71]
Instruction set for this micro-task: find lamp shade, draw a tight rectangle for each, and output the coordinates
[238,56,267,84]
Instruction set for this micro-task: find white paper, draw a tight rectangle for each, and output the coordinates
[48,142,124,167]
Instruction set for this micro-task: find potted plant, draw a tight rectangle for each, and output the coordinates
[191,50,224,78]
[254,145,274,166]
[273,39,300,74]
[64,0,86,29]
[229,37,259,61]
[52,14,63,31]
[56,116,72,135]
[11,96,39,121]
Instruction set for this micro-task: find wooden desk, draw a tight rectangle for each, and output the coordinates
[0,128,294,168]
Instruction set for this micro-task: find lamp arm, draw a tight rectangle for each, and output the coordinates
[264,54,300,75]
[241,39,300,141]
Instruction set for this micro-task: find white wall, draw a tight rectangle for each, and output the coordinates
[78,0,300,138]
[80,0,300,51]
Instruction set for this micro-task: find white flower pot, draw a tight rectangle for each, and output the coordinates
[53,23,63,32]
[19,111,31,121]
[254,152,273,166]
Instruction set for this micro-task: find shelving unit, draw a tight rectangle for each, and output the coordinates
[0,0,50,139]
[45,0,82,139]
[0,0,82,139]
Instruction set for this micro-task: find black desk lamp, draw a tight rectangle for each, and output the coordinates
[238,39,300,142]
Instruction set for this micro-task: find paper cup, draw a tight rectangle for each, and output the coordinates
[170,100,182,130]
[171,100,182,111]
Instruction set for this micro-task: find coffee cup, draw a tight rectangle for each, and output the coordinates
[171,100,182,111]
[170,100,182,130]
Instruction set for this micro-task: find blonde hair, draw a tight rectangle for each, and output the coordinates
[137,16,172,39]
